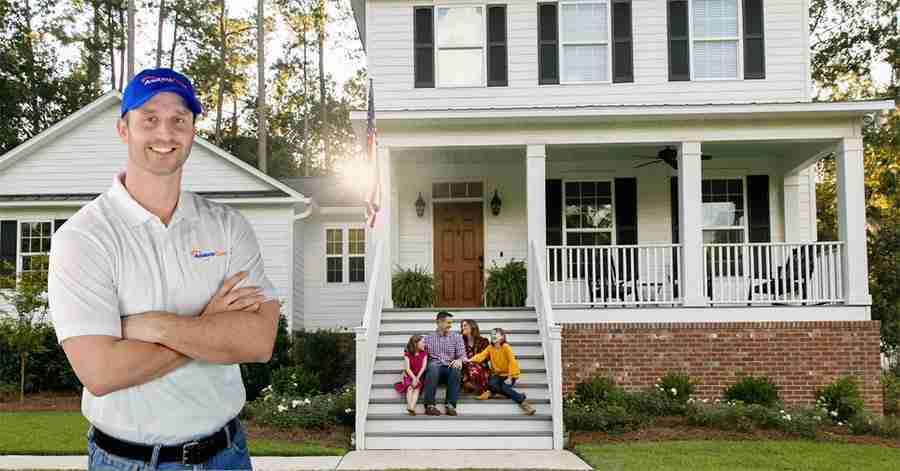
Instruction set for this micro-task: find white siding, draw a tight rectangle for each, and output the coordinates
[302,214,369,331]
[783,166,817,242]
[367,0,809,110]
[0,103,273,195]
[292,218,305,329]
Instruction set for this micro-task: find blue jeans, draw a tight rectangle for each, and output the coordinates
[488,375,526,404]
[87,420,252,470]
[423,361,461,407]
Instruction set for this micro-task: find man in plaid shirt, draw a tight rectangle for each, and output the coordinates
[422,311,466,416]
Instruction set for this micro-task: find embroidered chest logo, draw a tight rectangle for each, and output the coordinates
[191,248,227,259]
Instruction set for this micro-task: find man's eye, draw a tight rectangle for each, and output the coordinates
[145,116,157,124]
[175,118,186,124]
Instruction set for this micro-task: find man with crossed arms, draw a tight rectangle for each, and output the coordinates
[49,68,279,470]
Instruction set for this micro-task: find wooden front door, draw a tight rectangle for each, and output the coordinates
[434,202,484,307]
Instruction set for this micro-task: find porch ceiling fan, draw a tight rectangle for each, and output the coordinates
[633,146,712,169]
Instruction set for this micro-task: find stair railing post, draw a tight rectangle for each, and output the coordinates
[353,327,368,450]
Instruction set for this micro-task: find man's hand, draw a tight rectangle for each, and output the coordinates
[201,271,265,316]
[450,359,463,369]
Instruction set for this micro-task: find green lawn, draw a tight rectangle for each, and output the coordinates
[0,412,346,456]
[576,440,899,471]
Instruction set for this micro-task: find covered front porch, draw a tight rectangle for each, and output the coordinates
[360,103,880,318]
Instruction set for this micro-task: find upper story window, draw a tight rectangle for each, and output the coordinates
[414,5,508,89]
[668,0,765,81]
[325,226,367,284]
[539,1,633,85]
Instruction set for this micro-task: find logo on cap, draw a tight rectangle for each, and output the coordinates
[140,76,190,90]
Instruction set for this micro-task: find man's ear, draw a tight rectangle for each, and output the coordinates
[116,117,129,143]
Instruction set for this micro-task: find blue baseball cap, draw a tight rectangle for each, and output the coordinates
[121,68,203,118]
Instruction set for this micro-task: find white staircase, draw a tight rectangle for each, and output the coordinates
[364,308,554,450]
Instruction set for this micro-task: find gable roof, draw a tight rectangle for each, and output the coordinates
[280,177,365,208]
[0,92,309,204]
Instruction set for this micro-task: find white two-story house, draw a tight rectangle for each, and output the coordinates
[346,0,895,450]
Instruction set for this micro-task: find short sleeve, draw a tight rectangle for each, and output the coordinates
[48,229,122,343]
[227,210,278,303]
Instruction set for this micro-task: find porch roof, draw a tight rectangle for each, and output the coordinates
[351,99,895,124]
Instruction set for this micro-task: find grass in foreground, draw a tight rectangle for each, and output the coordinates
[576,440,898,471]
[0,412,346,456]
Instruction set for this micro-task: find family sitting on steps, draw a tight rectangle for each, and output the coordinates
[393,311,536,416]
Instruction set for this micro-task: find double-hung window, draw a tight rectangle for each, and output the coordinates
[560,0,610,83]
[563,181,615,246]
[692,0,739,79]
[325,226,366,284]
[701,178,746,243]
[436,6,485,87]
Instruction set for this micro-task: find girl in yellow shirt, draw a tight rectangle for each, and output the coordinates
[468,328,536,415]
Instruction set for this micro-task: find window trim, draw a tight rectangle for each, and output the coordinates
[324,224,368,285]
[434,4,488,88]
[561,179,617,245]
[558,0,614,85]
[701,176,749,243]
[687,0,745,81]
[16,220,55,276]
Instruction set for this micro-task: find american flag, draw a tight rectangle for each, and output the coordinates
[365,79,380,228]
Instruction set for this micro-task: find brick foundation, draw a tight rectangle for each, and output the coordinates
[561,321,883,414]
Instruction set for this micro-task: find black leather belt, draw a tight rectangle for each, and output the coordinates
[92,418,239,465]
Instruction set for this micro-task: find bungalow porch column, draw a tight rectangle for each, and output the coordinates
[526,144,547,306]
[836,137,871,305]
[377,143,394,308]
[678,141,706,307]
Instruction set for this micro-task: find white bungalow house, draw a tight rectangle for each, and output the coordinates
[345,0,896,451]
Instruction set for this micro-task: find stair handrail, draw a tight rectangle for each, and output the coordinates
[353,238,387,450]
[529,240,564,450]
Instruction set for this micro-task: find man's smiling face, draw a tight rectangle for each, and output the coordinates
[117,92,195,177]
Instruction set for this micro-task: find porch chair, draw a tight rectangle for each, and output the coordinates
[749,244,823,305]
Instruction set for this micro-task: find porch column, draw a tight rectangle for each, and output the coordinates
[526,144,547,306]
[378,143,394,308]
[836,137,871,305]
[678,142,706,307]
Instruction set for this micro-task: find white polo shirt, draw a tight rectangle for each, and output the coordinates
[48,173,277,445]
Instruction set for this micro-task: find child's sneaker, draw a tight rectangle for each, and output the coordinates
[406,408,416,416]
[477,391,492,400]
[519,400,536,415]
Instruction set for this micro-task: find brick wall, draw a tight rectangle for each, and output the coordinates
[561,321,883,414]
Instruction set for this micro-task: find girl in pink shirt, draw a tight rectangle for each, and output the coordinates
[394,335,428,415]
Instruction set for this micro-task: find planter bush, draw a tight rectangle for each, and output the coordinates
[724,375,782,407]
[574,376,623,405]
[564,401,646,433]
[686,400,825,439]
[484,260,527,307]
[271,366,320,397]
[815,375,865,424]
[241,314,292,401]
[292,330,355,393]
[392,266,436,308]
[656,372,695,403]
[246,385,356,430]
[848,413,900,439]
[883,370,900,416]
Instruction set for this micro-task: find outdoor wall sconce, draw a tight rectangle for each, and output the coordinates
[490,190,502,216]
[415,192,426,217]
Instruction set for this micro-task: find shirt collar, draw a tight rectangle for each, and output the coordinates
[107,172,198,228]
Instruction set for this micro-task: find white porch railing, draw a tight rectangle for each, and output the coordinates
[703,242,845,305]
[546,244,683,307]
[353,238,386,451]
[529,241,563,450]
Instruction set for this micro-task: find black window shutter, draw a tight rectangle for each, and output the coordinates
[414,7,435,88]
[487,5,508,87]
[747,175,771,243]
[0,220,16,277]
[670,177,679,243]
[538,3,559,85]
[667,0,690,81]
[743,0,765,79]
[54,219,68,232]
[614,178,638,245]
[612,0,634,83]
[545,179,563,281]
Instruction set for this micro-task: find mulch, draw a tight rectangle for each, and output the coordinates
[570,416,900,449]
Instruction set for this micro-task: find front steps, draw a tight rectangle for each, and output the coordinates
[362,308,554,450]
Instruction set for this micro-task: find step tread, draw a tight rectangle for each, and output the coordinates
[366,431,552,437]
[367,414,552,420]
[372,383,548,389]
[368,398,551,404]
[376,354,544,361]
[380,329,540,336]
[378,341,543,347]
[382,308,536,312]
[373,368,547,374]
[382,318,537,324]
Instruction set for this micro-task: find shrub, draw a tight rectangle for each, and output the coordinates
[815,375,866,424]
[247,386,356,430]
[573,376,624,406]
[623,388,687,417]
[241,314,293,401]
[292,330,355,393]
[656,372,695,403]
[329,385,356,428]
[270,366,320,397]
[0,382,17,402]
[848,413,900,439]
[484,260,527,307]
[883,370,900,416]
[0,322,81,395]
[564,401,646,433]
[780,407,827,439]
[392,266,436,308]
[686,400,754,432]
[724,375,781,407]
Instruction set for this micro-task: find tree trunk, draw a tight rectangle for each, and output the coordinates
[169,10,178,68]
[22,0,41,136]
[257,0,267,174]
[155,0,166,68]
[318,0,327,170]
[127,0,135,80]
[214,0,227,145]
[108,0,116,90]
[118,5,125,91]
[19,352,27,403]
[231,97,238,138]
[91,0,102,90]
[302,16,310,177]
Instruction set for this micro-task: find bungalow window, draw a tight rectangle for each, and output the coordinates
[563,181,614,246]
[702,178,745,243]
[19,221,52,273]
[436,6,485,87]
[325,226,366,284]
